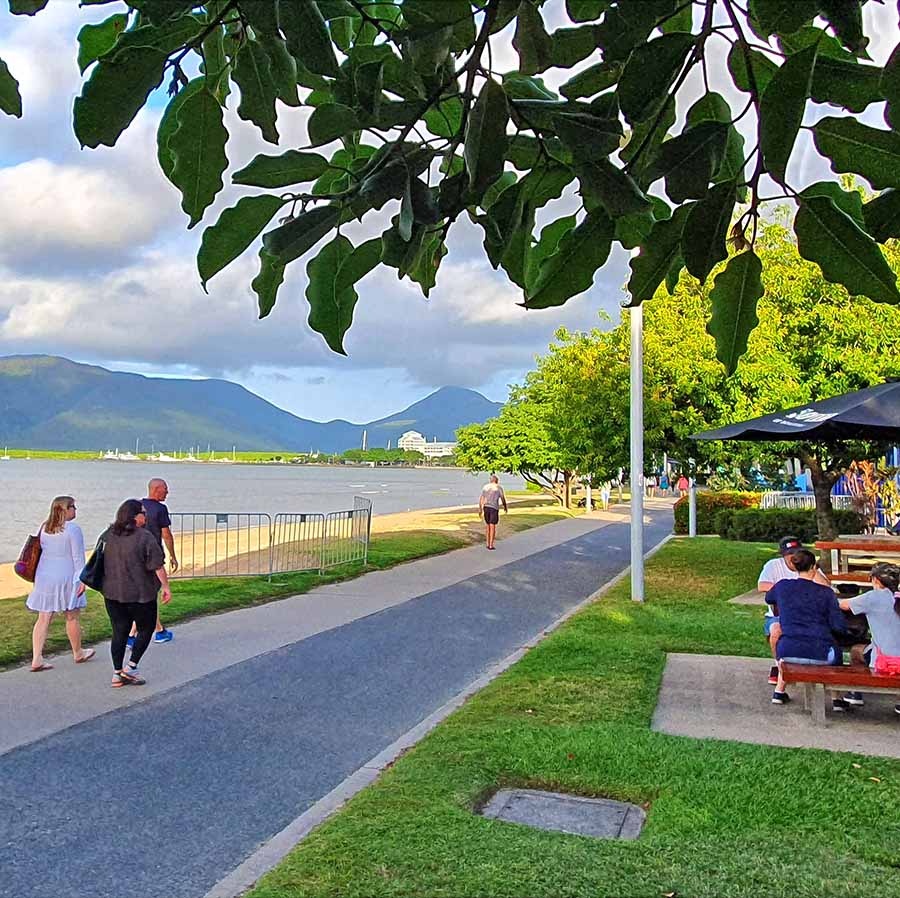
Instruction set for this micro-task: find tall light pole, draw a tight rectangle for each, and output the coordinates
[629,303,644,602]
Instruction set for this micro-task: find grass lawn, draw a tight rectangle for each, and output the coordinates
[247,538,900,898]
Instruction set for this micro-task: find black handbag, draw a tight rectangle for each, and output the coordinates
[80,536,105,591]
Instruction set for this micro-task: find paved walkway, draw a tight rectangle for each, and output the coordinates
[0,504,672,898]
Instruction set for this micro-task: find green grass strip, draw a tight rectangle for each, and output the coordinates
[247,538,900,898]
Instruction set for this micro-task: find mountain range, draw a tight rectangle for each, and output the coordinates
[0,356,503,453]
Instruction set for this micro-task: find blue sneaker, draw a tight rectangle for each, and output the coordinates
[126,636,136,649]
[153,629,174,644]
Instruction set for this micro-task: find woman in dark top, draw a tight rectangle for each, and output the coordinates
[99,499,171,687]
[767,548,846,707]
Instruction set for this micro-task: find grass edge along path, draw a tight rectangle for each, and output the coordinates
[246,538,900,898]
[0,505,580,669]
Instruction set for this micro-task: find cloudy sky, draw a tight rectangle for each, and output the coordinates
[0,2,894,425]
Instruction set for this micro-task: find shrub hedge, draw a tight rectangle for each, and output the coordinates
[715,507,864,543]
[673,491,759,534]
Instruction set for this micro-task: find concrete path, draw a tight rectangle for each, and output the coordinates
[0,505,671,898]
[653,653,900,758]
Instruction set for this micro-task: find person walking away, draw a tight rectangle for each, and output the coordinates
[129,477,178,645]
[659,472,670,496]
[100,499,171,687]
[676,474,689,498]
[479,474,508,550]
[25,496,95,671]
[600,482,611,510]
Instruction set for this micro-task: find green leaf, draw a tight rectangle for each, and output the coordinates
[108,15,204,54]
[576,159,651,217]
[200,2,229,104]
[862,189,900,243]
[565,0,607,21]
[198,195,286,290]
[526,215,576,292]
[399,175,414,242]
[253,249,286,319]
[681,181,737,283]
[279,0,340,76]
[8,0,49,14]
[748,0,817,36]
[77,14,128,73]
[799,180,864,228]
[465,77,509,195]
[402,0,475,52]
[685,93,747,199]
[132,1,194,25]
[525,210,614,309]
[618,32,694,124]
[647,122,729,204]
[157,79,203,185]
[817,0,867,56]
[241,0,281,36]
[305,235,360,354]
[660,3,692,34]
[759,41,818,184]
[355,60,384,117]
[263,205,341,264]
[233,150,329,189]
[614,209,655,250]
[335,237,383,291]
[813,117,900,190]
[807,56,882,114]
[258,33,300,107]
[502,74,558,101]
[406,24,453,76]
[168,87,229,228]
[550,25,600,69]
[513,1,553,75]
[407,229,447,297]
[620,96,675,188]
[421,96,462,138]
[727,43,778,95]
[560,62,622,100]
[882,42,900,131]
[500,200,535,288]
[595,1,665,63]
[308,103,361,146]
[627,203,692,305]
[232,39,279,144]
[665,256,683,295]
[73,47,168,148]
[706,251,764,374]
[382,220,426,277]
[0,56,22,118]
[554,113,621,161]
[795,195,900,304]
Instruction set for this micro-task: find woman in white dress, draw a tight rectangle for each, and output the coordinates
[26,495,95,671]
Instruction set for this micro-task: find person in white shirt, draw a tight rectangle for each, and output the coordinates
[478,475,508,550]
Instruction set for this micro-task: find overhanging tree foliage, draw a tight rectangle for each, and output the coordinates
[4,0,900,363]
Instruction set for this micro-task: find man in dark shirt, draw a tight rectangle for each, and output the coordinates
[129,478,178,644]
[767,548,847,708]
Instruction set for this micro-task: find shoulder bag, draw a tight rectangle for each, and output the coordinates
[80,535,106,592]
[14,528,42,582]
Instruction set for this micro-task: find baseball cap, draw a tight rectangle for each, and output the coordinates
[778,536,803,555]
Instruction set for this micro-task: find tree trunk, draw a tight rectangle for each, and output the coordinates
[803,452,840,543]
[563,471,573,509]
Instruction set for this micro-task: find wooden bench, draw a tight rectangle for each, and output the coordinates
[781,662,900,726]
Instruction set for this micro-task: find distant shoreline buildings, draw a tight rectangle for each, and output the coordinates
[398,430,457,459]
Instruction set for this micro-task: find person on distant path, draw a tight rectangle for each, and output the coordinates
[101,499,171,687]
[26,495,95,671]
[600,482,611,510]
[676,474,689,497]
[479,474,508,550]
[128,477,178,646]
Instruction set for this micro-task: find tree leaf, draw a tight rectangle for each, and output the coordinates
[200,1,229,104]
[576,159,651,217]
[685,92,747,199]
[240,0,281,36]
[73,46,168,148]
[168,87,229,228]
[881,42,900,131]
[816,0,867,56]
[0,56,22,118]
[198,195,286,290]
[759,41,818,184]
[306,235,359,355]
[8,0,49,14]
[308,103,361,146]
[233,150,330,188]
[862,189,900,243]
[646,121,728,203]
[525,210,614,309]
[566,0,606,22]
[407,229,447,297]
[500,200,535,289]
[258,33,300,107]
[682,181,737,283]
[513,1,553,75]
[807,56,883,114]
[526,215,576,292]
[424,96,464,137]
[253,249,285,319]
[465,77,509,195]
[551,25,601,69]
[620,95,675,188]
[706,251,763,374]
[77,13,128,73]
[398,175,414,242]
[799,180,864,228]
[232,39,279,144]
[157,79,204,185]
[560,62,622,100]
[727,43,778,95]
[813,117,900,190]
[795,195,900,304]
[335,237,383,292]
[279,0,340,76]
[627,203,692,305]
[748,0,817,36]
[618,32,695,124]
[262,204,341,264]
[614,209,655,250]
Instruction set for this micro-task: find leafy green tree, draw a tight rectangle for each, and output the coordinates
[6,1,900,365]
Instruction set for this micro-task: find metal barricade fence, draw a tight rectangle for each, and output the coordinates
[168,498,373,580]
[760,491,854,510]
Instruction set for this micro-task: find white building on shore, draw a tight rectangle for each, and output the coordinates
[398,430,457,459]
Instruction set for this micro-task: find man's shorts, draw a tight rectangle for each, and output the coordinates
[483,506,499,525]
[763,615,780,636]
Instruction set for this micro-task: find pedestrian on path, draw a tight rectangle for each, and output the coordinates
[100,499,171,687]
[600,482,611,510]
[25,495,95,671]
[128,477,178,646]
[479,474,508,550]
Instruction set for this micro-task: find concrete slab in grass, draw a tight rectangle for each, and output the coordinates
[652,653,900,759]
[729,589,766,605]
[481,789,645,840]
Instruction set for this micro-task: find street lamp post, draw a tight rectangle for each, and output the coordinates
[630,304,644,602]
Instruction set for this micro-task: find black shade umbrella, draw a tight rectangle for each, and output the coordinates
[691,380,900,443]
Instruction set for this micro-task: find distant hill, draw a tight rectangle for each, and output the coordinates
[0,355,502,453]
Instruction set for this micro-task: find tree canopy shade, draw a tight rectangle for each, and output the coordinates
[5,0,900,362]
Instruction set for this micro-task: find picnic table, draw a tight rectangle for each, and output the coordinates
[814,537,900,582]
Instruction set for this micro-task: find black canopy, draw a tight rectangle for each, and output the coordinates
[691,381,900,443]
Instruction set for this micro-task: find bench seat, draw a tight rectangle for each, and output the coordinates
[781,662,900,725]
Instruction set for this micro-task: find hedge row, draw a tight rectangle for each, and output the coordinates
[715,507,864,543]
[673,491,759,534]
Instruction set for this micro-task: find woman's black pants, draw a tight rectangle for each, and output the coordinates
[105,598,157,669]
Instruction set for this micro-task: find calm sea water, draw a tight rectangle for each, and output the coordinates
[0,460,524,562]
